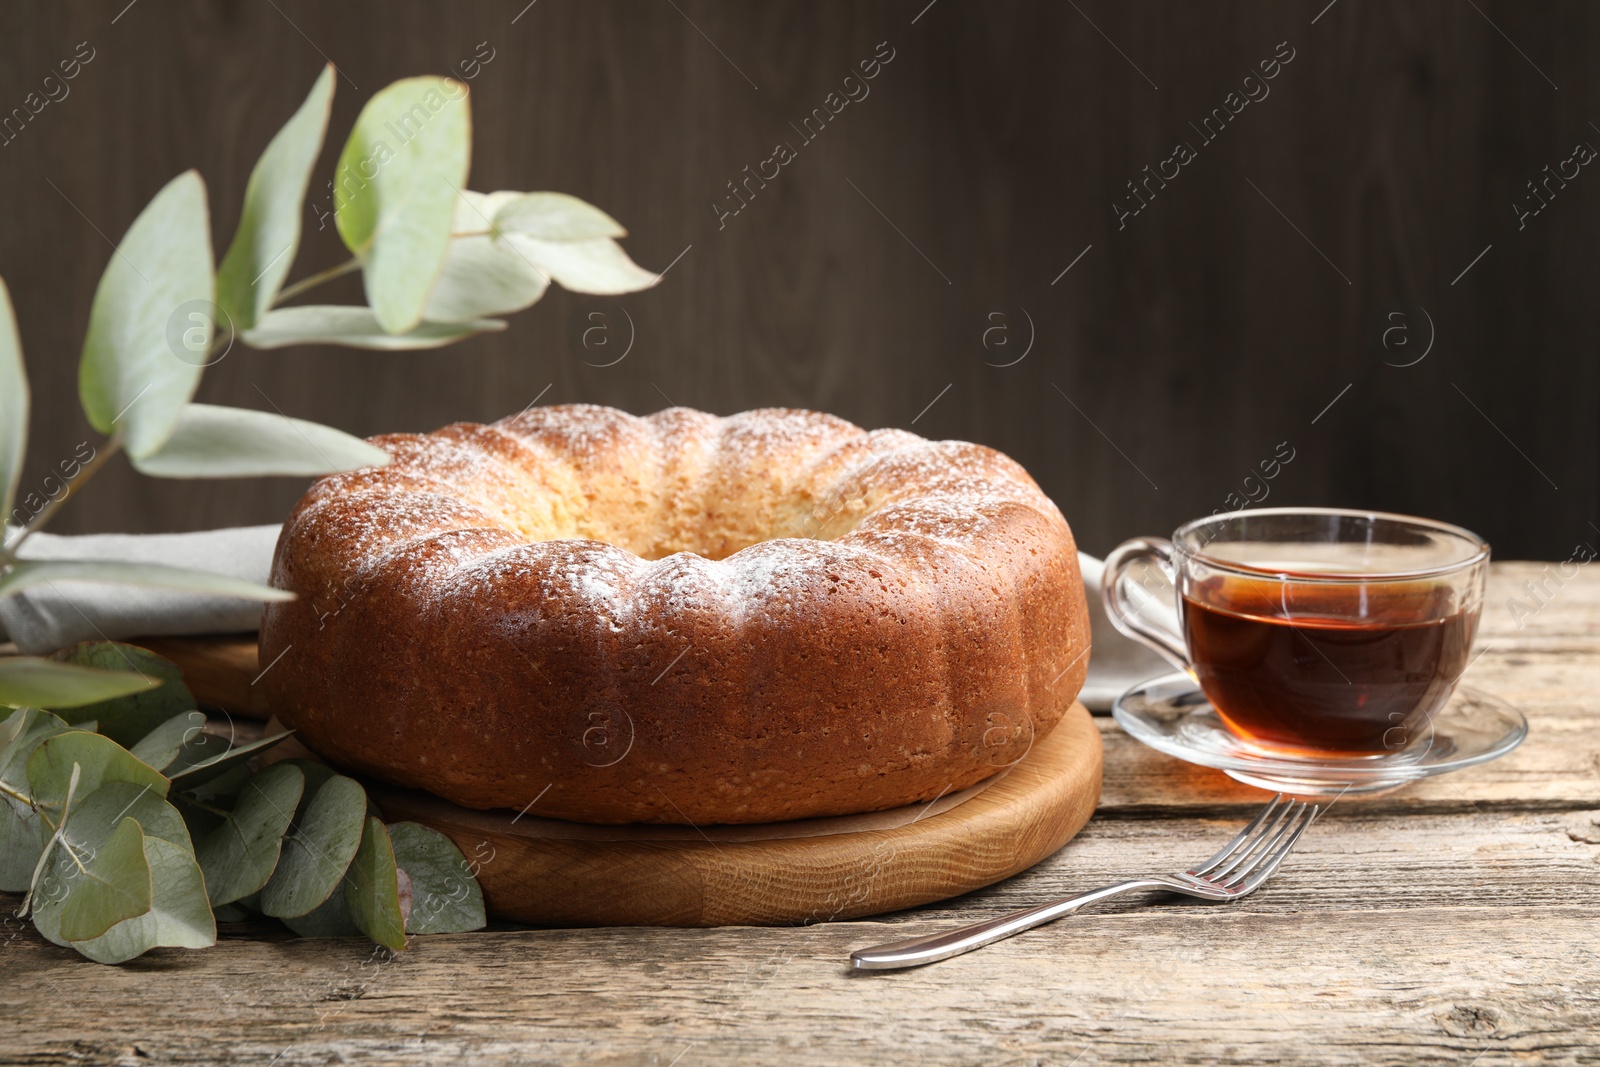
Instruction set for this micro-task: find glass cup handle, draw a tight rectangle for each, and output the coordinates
[1101,536,1192,674]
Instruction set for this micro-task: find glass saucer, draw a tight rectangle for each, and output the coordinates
[1111,673,1529,796]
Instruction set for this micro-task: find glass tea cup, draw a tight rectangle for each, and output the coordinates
[1102,508,1489,758]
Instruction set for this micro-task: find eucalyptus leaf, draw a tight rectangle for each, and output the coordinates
[280,758,338,796]
[26,731,168,823]
[243,306,505,350]
[166,729,295,787]
[389,821,485,934]
[334,76,471,334]
[343,815,406,950]
[26,778,189,925]
[217,65,336,329]
[171,793,226,839]
[70,779,191,849]
[65,834,215,964]
[425,191,550,322]
[179,759,255,807]
[130,402,390,479]
[503,234,658,295]
[0,276,27,522]
[77,170,215,459]
[57,816,154,943]
[258,773,365,918]
[51,642,194,744]
[0,707,70,789]
[33,779,192,942]
[0,657,158,712]
[0,708,72,891]
[56,819,152,940]
[0,558,293,603]
[196,762,305,905]
[493,191,626,240]
[212,901,252,922]
[281,879,362,938]
[128,711,208,771]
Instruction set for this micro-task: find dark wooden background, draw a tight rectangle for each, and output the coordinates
[1,0,1594,560]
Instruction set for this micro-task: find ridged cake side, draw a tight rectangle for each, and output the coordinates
[259,405,1090,824]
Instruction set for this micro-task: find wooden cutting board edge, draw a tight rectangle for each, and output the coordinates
[376,706,1102,927]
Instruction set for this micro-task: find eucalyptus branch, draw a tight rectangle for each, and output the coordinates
[0,779,34,810]
[19,761,78,918]
[175,793,232,818]
[9,435,122,554]
[272,257,360,306]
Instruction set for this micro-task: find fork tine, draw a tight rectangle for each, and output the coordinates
[1216,800,1314,885]
[1230,803,1320,892]
[1205,799,1297,881]
[1222,799,1312,883]
[1188,793,1284,877]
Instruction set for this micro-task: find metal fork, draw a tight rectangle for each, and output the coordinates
[850,794,1319,970]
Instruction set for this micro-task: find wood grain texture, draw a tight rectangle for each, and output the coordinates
[366,703,1101,927]
[1,2,1596,561]
[6,810,1599,1066]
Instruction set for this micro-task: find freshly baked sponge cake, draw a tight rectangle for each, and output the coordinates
[260,405,1090,824]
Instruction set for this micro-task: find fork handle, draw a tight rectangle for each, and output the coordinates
[849,879,1171,971]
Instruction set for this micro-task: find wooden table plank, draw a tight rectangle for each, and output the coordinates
[8,808,1600,1064]
[8,908,1597,1065]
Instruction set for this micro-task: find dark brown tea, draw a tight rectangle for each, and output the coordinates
[1180,574,1479,756]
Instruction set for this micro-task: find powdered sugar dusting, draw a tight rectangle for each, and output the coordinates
[290,404,1065,611]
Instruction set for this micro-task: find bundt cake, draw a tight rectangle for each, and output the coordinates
[260,405,1089,824]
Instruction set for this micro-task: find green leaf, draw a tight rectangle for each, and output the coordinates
[130,402,390,479]
[0,708,71,891]
[0,707,70,786]
[343,815,406,950]
[178,760,254,808]
[424,191,550,322]
[493,191,626,240]
[242,305,504,350]
[71,779,191,849]
[334,76,472,334]
[30,779,191,937]
[503,234,658,295]
[26,731,168,824]
[259,773,365,918]
[128,711,208,771]
[77,170,215,459]
[195,762,304,905]
[166,729,295,787]
[57,816,154,942]
[0,277,27,522]
[389,821,485,934]
[60,834,215,963]
[217,65,336,330]
[172,793,226,839]
[281,880,361,938]
[50,642,194,744]
[0,558,294,603]
[0,657,158,712]
[212,901,252,922]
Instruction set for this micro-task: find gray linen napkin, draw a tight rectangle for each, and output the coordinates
[0,529,1172,709]
[0,525,282,655]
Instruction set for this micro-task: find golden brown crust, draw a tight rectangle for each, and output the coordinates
[260,405,1090,824]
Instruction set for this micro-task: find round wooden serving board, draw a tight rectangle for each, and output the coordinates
[151,635,1102,927]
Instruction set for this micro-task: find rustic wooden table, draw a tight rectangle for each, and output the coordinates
[8,562,1599,1065]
